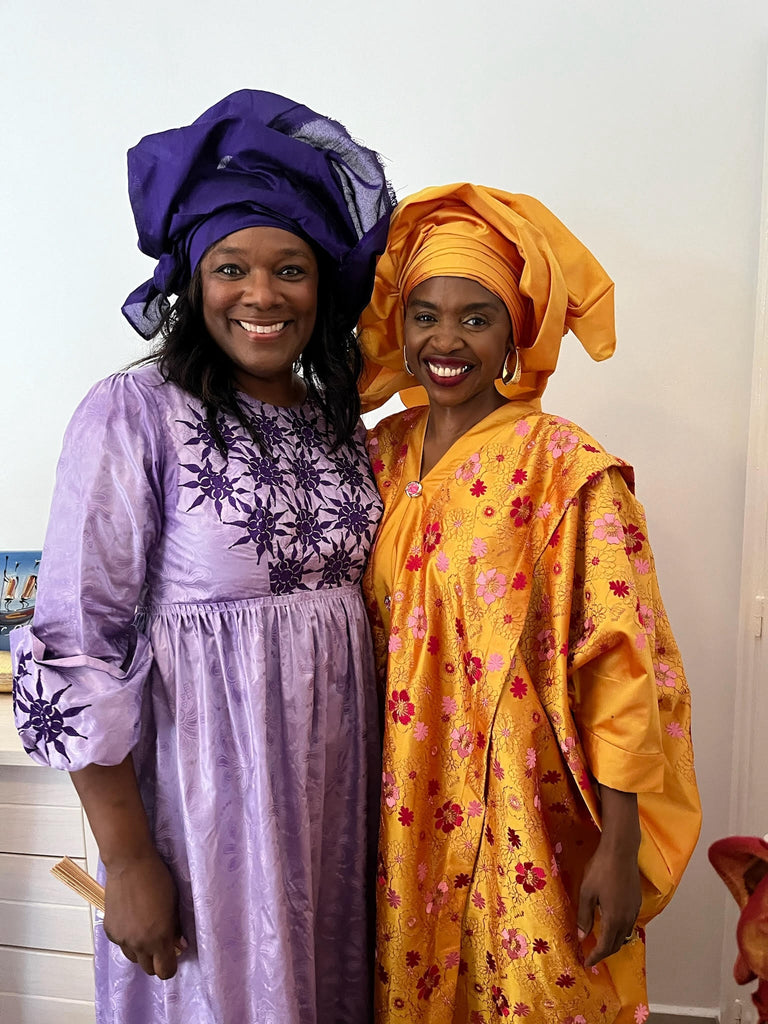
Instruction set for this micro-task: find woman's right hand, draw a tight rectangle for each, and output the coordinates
[69,756,184,979]
[103,850,182,980]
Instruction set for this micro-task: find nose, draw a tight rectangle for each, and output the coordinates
[427,323,464,353]
[240,270,280,308]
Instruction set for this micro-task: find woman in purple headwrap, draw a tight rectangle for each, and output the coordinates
[11,90,395,1024]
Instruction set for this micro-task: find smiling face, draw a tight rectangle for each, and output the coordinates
[200,225,319,404]
[404,276,513,421]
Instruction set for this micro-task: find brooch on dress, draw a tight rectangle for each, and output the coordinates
[404,480,423,498]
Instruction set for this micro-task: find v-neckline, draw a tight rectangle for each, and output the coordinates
[408,401,540,488]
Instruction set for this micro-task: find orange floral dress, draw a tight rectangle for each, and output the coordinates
[363,401,701,1024]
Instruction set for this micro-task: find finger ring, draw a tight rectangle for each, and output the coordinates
[622,934,634,944]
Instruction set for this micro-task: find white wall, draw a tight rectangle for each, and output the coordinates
[4,0,767,1013]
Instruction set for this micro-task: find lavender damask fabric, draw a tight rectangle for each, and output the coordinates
[11,365,382,1023]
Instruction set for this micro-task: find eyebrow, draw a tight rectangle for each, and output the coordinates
[408,298,501,313]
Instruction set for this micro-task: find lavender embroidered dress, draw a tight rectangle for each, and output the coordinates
[12,364,382,1024]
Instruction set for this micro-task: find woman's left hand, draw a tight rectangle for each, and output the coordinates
[577,786,642,967]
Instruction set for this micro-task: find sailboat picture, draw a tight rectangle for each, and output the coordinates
[1,550,42,651]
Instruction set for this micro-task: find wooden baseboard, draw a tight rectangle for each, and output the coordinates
[650,1007,719,1024]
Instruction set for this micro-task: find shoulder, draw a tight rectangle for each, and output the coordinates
[366,405,426,458]
[64,365,187,458]
[73,364,190,422]
[522,412,635,493]
[75,363,160,407]
[350,416,368,447]
[525,412,608,456]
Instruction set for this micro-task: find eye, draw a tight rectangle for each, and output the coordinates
[277,265,308,278]
[464,315,488,327]
[413,312,437,323]
[213,263,244,278]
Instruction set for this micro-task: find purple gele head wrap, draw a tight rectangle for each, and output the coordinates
[122,89,396,338]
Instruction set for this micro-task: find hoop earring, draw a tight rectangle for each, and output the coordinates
[403,349,415,376]
[501,346,521,386]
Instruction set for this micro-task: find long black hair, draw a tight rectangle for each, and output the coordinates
[135,259,363,458]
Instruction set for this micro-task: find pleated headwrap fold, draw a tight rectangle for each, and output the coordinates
[358,183,616,410]
[122,89,396,338]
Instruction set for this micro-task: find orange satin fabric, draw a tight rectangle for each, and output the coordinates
[709,836,768,1022]
[362,402,701,1023]
[359,184,616,411]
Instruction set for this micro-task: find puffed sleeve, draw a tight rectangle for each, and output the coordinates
[11,372,163,771]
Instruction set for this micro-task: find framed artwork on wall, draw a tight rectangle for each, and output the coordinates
[1,550,41,691]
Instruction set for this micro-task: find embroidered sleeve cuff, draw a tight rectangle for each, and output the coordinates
[11,626,153,772]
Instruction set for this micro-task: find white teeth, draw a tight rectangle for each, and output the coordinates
[427,361,471,378]
[238,321,286,334]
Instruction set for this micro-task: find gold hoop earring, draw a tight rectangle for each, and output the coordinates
[403,349,415,376]
[501,346,521,386]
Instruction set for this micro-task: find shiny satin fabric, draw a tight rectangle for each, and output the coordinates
[12,366,382,1023]
[358,183,615,411]
[122,89,395,338]
[709,836,768,1022]
[362,401,701,1023]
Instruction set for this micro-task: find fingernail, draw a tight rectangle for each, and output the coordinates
[179,936,188,951]
[577,928,586,941]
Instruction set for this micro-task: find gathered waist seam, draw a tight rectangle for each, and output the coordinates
[137,583,362,617]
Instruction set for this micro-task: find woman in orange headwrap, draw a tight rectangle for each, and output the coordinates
[359,184,701,1024]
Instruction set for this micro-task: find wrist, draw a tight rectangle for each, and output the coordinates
[598,823,641,858]
[101,838,158,873]
[598,786,641,853]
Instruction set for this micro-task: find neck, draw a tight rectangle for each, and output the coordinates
[234,370,307,407]
[420,392,508,477]
[424,393,507,448]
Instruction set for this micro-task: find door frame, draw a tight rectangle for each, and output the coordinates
[722,64,768,1024]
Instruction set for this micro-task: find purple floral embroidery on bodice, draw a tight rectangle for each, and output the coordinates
[175,398,380,593]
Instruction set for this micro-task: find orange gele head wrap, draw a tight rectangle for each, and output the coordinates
[358,183,616,411]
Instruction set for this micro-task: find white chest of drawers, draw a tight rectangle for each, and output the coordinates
[0,694,97,1023]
